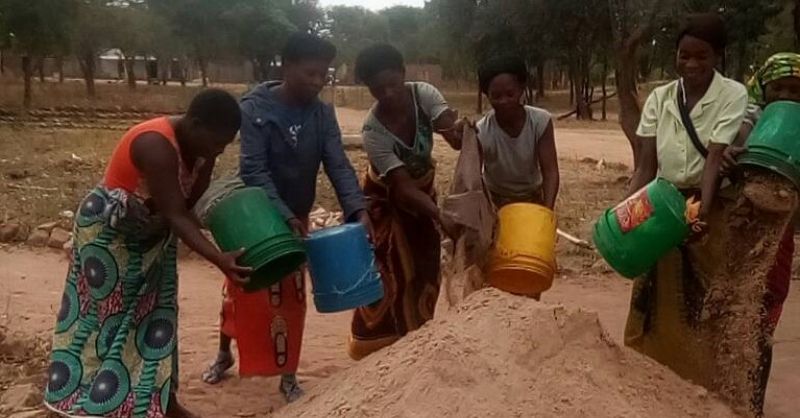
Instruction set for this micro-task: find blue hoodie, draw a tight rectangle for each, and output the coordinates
[239,81,365,221]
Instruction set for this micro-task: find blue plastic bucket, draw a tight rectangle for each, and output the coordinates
[305,223,384,313]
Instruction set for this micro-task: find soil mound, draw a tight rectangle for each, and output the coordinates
[275,289,735,418]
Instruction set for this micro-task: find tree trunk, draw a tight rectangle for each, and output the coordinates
[734,41,748,82]
[37,57,46,83]
[251,58,260,83]
[159,58,169,85]
[476,85,483,114]
[179,58,188,87]
[795,0,800,49]
[22,56,33,108]
[616,49,641,165]
[78,52,97,99]
[577,59,593,121]
[0,50,4,75]
[601,58,608,121]
[198,57,209,87]
[57,56,65,83]
[536,62,545,99]
[610,0,667,168]
[569,71,575,106]
[124,57,137,90]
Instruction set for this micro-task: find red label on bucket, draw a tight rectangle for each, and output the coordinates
[614,189,654,233]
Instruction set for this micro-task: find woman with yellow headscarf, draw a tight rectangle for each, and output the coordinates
[722,52,800,415]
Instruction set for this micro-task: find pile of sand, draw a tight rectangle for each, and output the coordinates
[276,289,735,418]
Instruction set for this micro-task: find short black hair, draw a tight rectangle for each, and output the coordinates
[677,13,727,53]
[355,43,405,84]
[282,32,337,64]
[186,88,241,135]
[478,55,528,95]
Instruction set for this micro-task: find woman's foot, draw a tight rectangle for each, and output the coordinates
[279,374,304,403]
[201,350,235,385]
[166,393,199,418]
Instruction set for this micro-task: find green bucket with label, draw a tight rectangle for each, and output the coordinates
[592,178,689,278]
[739,101,800,189]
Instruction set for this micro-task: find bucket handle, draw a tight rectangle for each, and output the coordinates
[312,256,382,297]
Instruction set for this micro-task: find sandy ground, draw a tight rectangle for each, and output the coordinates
[1,249,798,418]
[335,107,634,167]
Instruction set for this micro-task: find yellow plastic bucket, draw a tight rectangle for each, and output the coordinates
[489,203,557,296]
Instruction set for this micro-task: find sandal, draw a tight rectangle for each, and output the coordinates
[279,374,305,403]
[201,351,235,385]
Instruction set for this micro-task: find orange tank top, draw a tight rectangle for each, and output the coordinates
[103,117,200,198]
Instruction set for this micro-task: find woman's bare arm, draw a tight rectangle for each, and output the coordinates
[131,134,250,281]
[627,137,658,197]
[537,121,560,209]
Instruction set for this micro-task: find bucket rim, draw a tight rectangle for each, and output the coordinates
[241,246,307,271]
[739,152,800,190]
[496,202,555,217]
[313,282,384,313]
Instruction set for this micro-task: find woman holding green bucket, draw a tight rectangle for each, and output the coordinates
[43,89,250,418]
[719,52,800,413]
[624,12,748,395]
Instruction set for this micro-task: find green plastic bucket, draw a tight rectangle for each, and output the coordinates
[592,178,689,279]
[207,187,306,292]
[739,101,800,189]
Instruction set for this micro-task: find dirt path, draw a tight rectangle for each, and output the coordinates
[1,249,797,417]
[335,108,634,166]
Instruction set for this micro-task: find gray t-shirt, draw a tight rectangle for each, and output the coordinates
[477,106,552,199]
[363,82,450,178]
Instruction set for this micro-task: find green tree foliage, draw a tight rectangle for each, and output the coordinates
[71,1,119,98]
[0,0,73,106]
[222,0,296,82]
[325,6,389,68]
[109,4,164,89]
[284,0,324,33]
[153,0,229,86]
[381,6,427,63]
[0,0,795,110]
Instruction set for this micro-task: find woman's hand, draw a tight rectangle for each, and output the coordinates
[720,145,746,177]
[437,209,459,240]
[214,248,253,285]
[356,210,375,242]
[288,218,309,238]
[434,110,464,150]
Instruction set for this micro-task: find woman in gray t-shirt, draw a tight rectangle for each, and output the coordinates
[476,56,560,209]
[349,44,463,361]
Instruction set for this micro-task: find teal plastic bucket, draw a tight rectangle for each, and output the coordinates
[739,101,800,189]
[207,187,306,292]
[305,223,384,313]
[593,178,689,278]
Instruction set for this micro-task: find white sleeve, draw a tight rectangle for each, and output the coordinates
[414,82,450,121]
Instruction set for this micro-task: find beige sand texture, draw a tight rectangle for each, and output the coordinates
[275,289,736,418]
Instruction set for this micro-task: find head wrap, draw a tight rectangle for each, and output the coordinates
[747,52,800,107]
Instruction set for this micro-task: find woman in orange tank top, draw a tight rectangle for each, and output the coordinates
[44,89,250,418]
